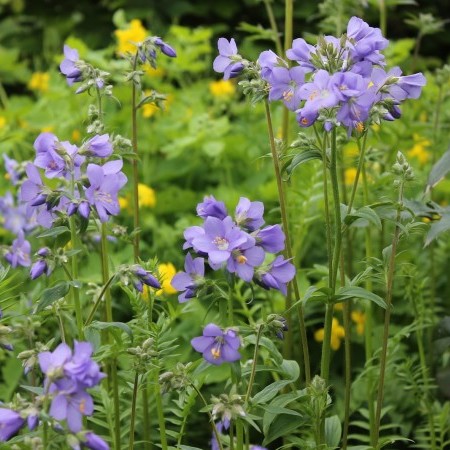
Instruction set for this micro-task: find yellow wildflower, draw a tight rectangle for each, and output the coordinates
[142,102,159,118]
[41,126,54,133]
[209,79,236,98]
[115,19,148,55]
[72,129,81,143]
[156,263,177,296]
[138,183,156,208]
[351,311,366,336]
[0,116,6,129]
[119,196,129,210]
[314,317,345,351]
[344,167,358,186]
[334,302,344,311]
[28,72,50,93]
[407,133,431,164]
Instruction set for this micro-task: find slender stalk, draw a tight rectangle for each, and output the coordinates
[379,0,387,37]
[190,382,224,450]
[230,422,235,450]
[131,53,141,261]
[69,216,84,339]
[263,0,283,56]
[341,276,351,450]
[128,371,140,450]
[264,100,311,384]
[361,161,376,444]
[101,224,113,323]
[281,0,294,142]
[373,182,404,446]
[154,370,168,450]
[56,307,66,343]
[236,420,244,450]
[142,384,152,450]
[347,132,368,214]
[84,275,116,326]
[228,283,234,326]
[245,325,263,403]
[0,81,9,108]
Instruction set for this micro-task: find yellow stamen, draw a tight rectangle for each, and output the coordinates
[211,347,221,359]
[236,255,247,265]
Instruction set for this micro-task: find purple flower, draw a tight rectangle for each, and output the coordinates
[3,155,20,185]
[64,341,105,388]
[396,72,426,99]
[297,70,339,127]
[49,380,94,432]
[83,134,113,158]
[20,163,47,208]
[226,244,265,282]
[171,253,205,303]
[254,224,285,253]
[191,216,249,266]
[0,192,33,234]
[5,232,31,268]
[84,161,127,222]
[268,66,306,111]
[183,225,205,251]
[154,37,177,57]
[258,50,281,81]
[30,259,50,280]
[257,256,296,295]
[60,45,83,85]
[0,408,25,442]
[235,197,265,231]
[286,38,315,71]
[83,432,110,450]
[39,342,72,379]
[197,195,228,220]
[131,265,161,291]
[346,17,388,65]
[191,324,241,365]
[213,38,244,80]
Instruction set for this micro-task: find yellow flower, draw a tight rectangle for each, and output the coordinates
[334,302,344,311]
[72,129,81,143]
[407,133,431,164]
[119,196,129,210]
[209,79,236,98]
[156,263,177,296]
[115,19,148,55]
[142,102,159,118]
[0,116,6,129]
[351,311,366,336]
[314,318,345,351]
[28,72,50,93]
[344,167,358,186]
[41,126,54,133]
[138,183,156,208]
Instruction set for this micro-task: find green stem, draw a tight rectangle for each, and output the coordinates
[69,216,84,339]
[228,282,234,326]
[131,53,141,262]
[84,275,116,327]
[264,100,311,384]
[361,161,376,444]
[0,81,9,108]
[379,0,387,37]
[230,421,235,450]
[190,382,224,450]
[373,182,404,447]
[347,132,368,214]
[281,0,294,142]
[263,0,283,56]
[128,371,140,450]
[154,370,168,450]
[101,224,113,323]
[245,325,263,404]
[236,420,244,450]
[142,384,152,450]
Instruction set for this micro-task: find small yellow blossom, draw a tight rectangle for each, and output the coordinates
[72,129,81,143]
[351,311,366,336]
[0,116,6,129]
[142,102,159,118]
[138,183,156,208]
[115,19,148,55]
[41,126,54,133]
[343,141,359,162]
[407,133,431,164]
[344,167,358,186]
[119,196,129,210]
[209,79,236,98]
[28,72,50,93]
[334,302,344,312]
[156,263,177,296]
[314,317,345,351]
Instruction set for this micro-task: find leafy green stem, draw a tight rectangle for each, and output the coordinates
[69,216,84,340]
[245,324,263,404]
[128,371,140,450]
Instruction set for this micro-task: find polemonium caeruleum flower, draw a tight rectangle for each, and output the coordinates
[191,324,241,365]
[226,244,265,282]
[213,38,244,80]
[267,66,306,111]
[82,134,113,158]
[154,37,177,57]
[254,224,285,254]
[131,265,161,292]
[60,45,83,85]
[171,253,205,303]
[234,197,265,231]
[83,431,110,450]
[84,161,127,223]
[0,408,25,441]
[190,216,250,266]
[257,256,296,295]
[5,232,31,268]
[196,195,228,220]
[3,154,20,185]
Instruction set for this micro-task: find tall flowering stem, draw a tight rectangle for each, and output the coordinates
[244,324,264,404]
[281,0,294,142]
[373,178,405,447]
[264,100,311,384]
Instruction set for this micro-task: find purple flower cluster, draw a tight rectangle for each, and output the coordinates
[18,131,125,230]
[38,341,108,448]
[215,17,426,134]
[171,196,295,302]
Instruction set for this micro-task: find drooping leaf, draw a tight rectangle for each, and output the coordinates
[335,286,387,309]
[426,146,450,191]
[35,281,70,313]
[424,213,450,246]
